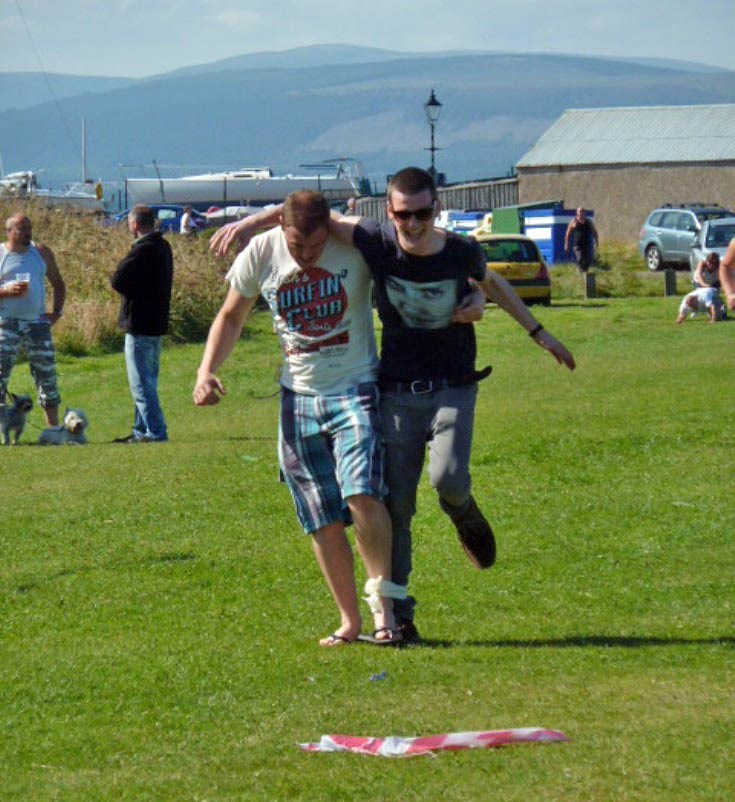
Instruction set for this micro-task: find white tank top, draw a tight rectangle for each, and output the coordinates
[0,243,47,320]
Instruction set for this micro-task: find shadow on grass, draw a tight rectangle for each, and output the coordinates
[418,635,734,649]
[227,435,278,441]
[546,300,609,309]
[12,551,200,593]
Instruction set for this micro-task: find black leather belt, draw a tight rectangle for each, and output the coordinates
[379,365,492,395]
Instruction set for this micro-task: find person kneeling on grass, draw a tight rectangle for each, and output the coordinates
[677,252,725,324]
[676,287,725,324]
[193,190,405,646]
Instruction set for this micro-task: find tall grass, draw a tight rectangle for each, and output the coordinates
[0,200,230,355]
[551,240,693,301]
[2,202,697,355]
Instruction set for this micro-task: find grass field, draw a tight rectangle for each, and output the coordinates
[1,297,733,801]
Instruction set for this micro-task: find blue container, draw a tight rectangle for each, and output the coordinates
[522,205,593,264]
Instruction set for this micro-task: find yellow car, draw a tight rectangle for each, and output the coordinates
[474,233,551,306]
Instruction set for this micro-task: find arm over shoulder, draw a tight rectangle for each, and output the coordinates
[328,210,363,246]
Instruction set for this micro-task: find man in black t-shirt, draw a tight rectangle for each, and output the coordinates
[564,207,599,273]
[330,168,576,643]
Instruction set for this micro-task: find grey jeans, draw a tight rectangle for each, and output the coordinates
[380,383,478,622]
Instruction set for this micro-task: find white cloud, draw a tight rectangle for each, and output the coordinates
[303,112,558,155]
[211,11,262,31]
[0,15,23,34]
[443,117,554,146]
[303,112,423,154]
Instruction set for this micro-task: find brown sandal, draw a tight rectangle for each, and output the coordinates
[369,627,404,646]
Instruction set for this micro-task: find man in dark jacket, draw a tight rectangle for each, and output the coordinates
[111,204,174,442]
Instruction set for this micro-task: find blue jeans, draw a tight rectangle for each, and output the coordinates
[124,334,167,441]
[381,384,478,622]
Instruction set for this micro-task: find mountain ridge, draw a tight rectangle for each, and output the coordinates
[1,47,734,192]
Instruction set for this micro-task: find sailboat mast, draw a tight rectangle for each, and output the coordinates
[82,116,87,183]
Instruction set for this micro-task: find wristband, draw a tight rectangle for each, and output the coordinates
[528,324,544,338]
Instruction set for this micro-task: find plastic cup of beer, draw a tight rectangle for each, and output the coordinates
[16,273,30,286]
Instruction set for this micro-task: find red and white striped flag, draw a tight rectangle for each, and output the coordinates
[299,728,569,757]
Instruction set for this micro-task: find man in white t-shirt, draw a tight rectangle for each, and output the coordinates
[180,206,197,236]
[193,191,405,646]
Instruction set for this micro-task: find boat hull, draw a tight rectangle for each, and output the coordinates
[34,191,105,212]
[125,175,359,208]
[0,172,105,213]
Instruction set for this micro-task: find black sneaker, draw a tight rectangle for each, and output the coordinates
[452,496,496,569]
[112,434,141,443]
[398,619,422,645]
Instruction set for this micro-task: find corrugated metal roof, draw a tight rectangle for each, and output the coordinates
[517,104,735,167]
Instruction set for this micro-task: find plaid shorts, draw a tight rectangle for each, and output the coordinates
[0,318,60,409]
[278,382,386,534]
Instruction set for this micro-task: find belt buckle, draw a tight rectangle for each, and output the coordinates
[410,380,433,395]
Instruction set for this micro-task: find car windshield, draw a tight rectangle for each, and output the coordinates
[696,210,732,223]
[705,224,735,247]
[480,240,540,262]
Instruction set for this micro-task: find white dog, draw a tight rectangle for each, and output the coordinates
[39,408,89,445]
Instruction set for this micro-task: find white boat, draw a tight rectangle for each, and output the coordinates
[0,170,106,213]
[202,204,271,223]
[0,117,106,213]
[123,159,370,208]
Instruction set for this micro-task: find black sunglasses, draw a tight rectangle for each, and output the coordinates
[390,205,436,222]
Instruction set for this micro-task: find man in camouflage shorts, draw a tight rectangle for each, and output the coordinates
[0,213,66,425]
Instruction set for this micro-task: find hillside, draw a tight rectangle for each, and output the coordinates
[0,72,135,113]
[1,47,735,191]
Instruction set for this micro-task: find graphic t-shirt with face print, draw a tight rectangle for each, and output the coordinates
[353,219,485,381]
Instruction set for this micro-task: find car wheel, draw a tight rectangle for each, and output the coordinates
[645,245,663,271]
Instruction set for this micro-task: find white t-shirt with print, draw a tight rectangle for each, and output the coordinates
[227,227,377,395]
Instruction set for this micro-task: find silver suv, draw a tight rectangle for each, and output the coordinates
[689,216,735,275]
[638,204,731,271]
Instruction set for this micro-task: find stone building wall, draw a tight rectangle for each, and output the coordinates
[518,163,735,242]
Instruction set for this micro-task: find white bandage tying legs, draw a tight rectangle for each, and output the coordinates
[364,576,408,614]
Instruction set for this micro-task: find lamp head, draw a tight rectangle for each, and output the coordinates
[424,89,442,124]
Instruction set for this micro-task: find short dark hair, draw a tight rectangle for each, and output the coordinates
[387,167,437,202]
[130,204,155,230]
[282,191,330,237]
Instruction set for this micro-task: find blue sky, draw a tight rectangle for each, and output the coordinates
[1,0,734,77]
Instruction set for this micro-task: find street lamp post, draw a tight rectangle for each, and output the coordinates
[423,88,442,182]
